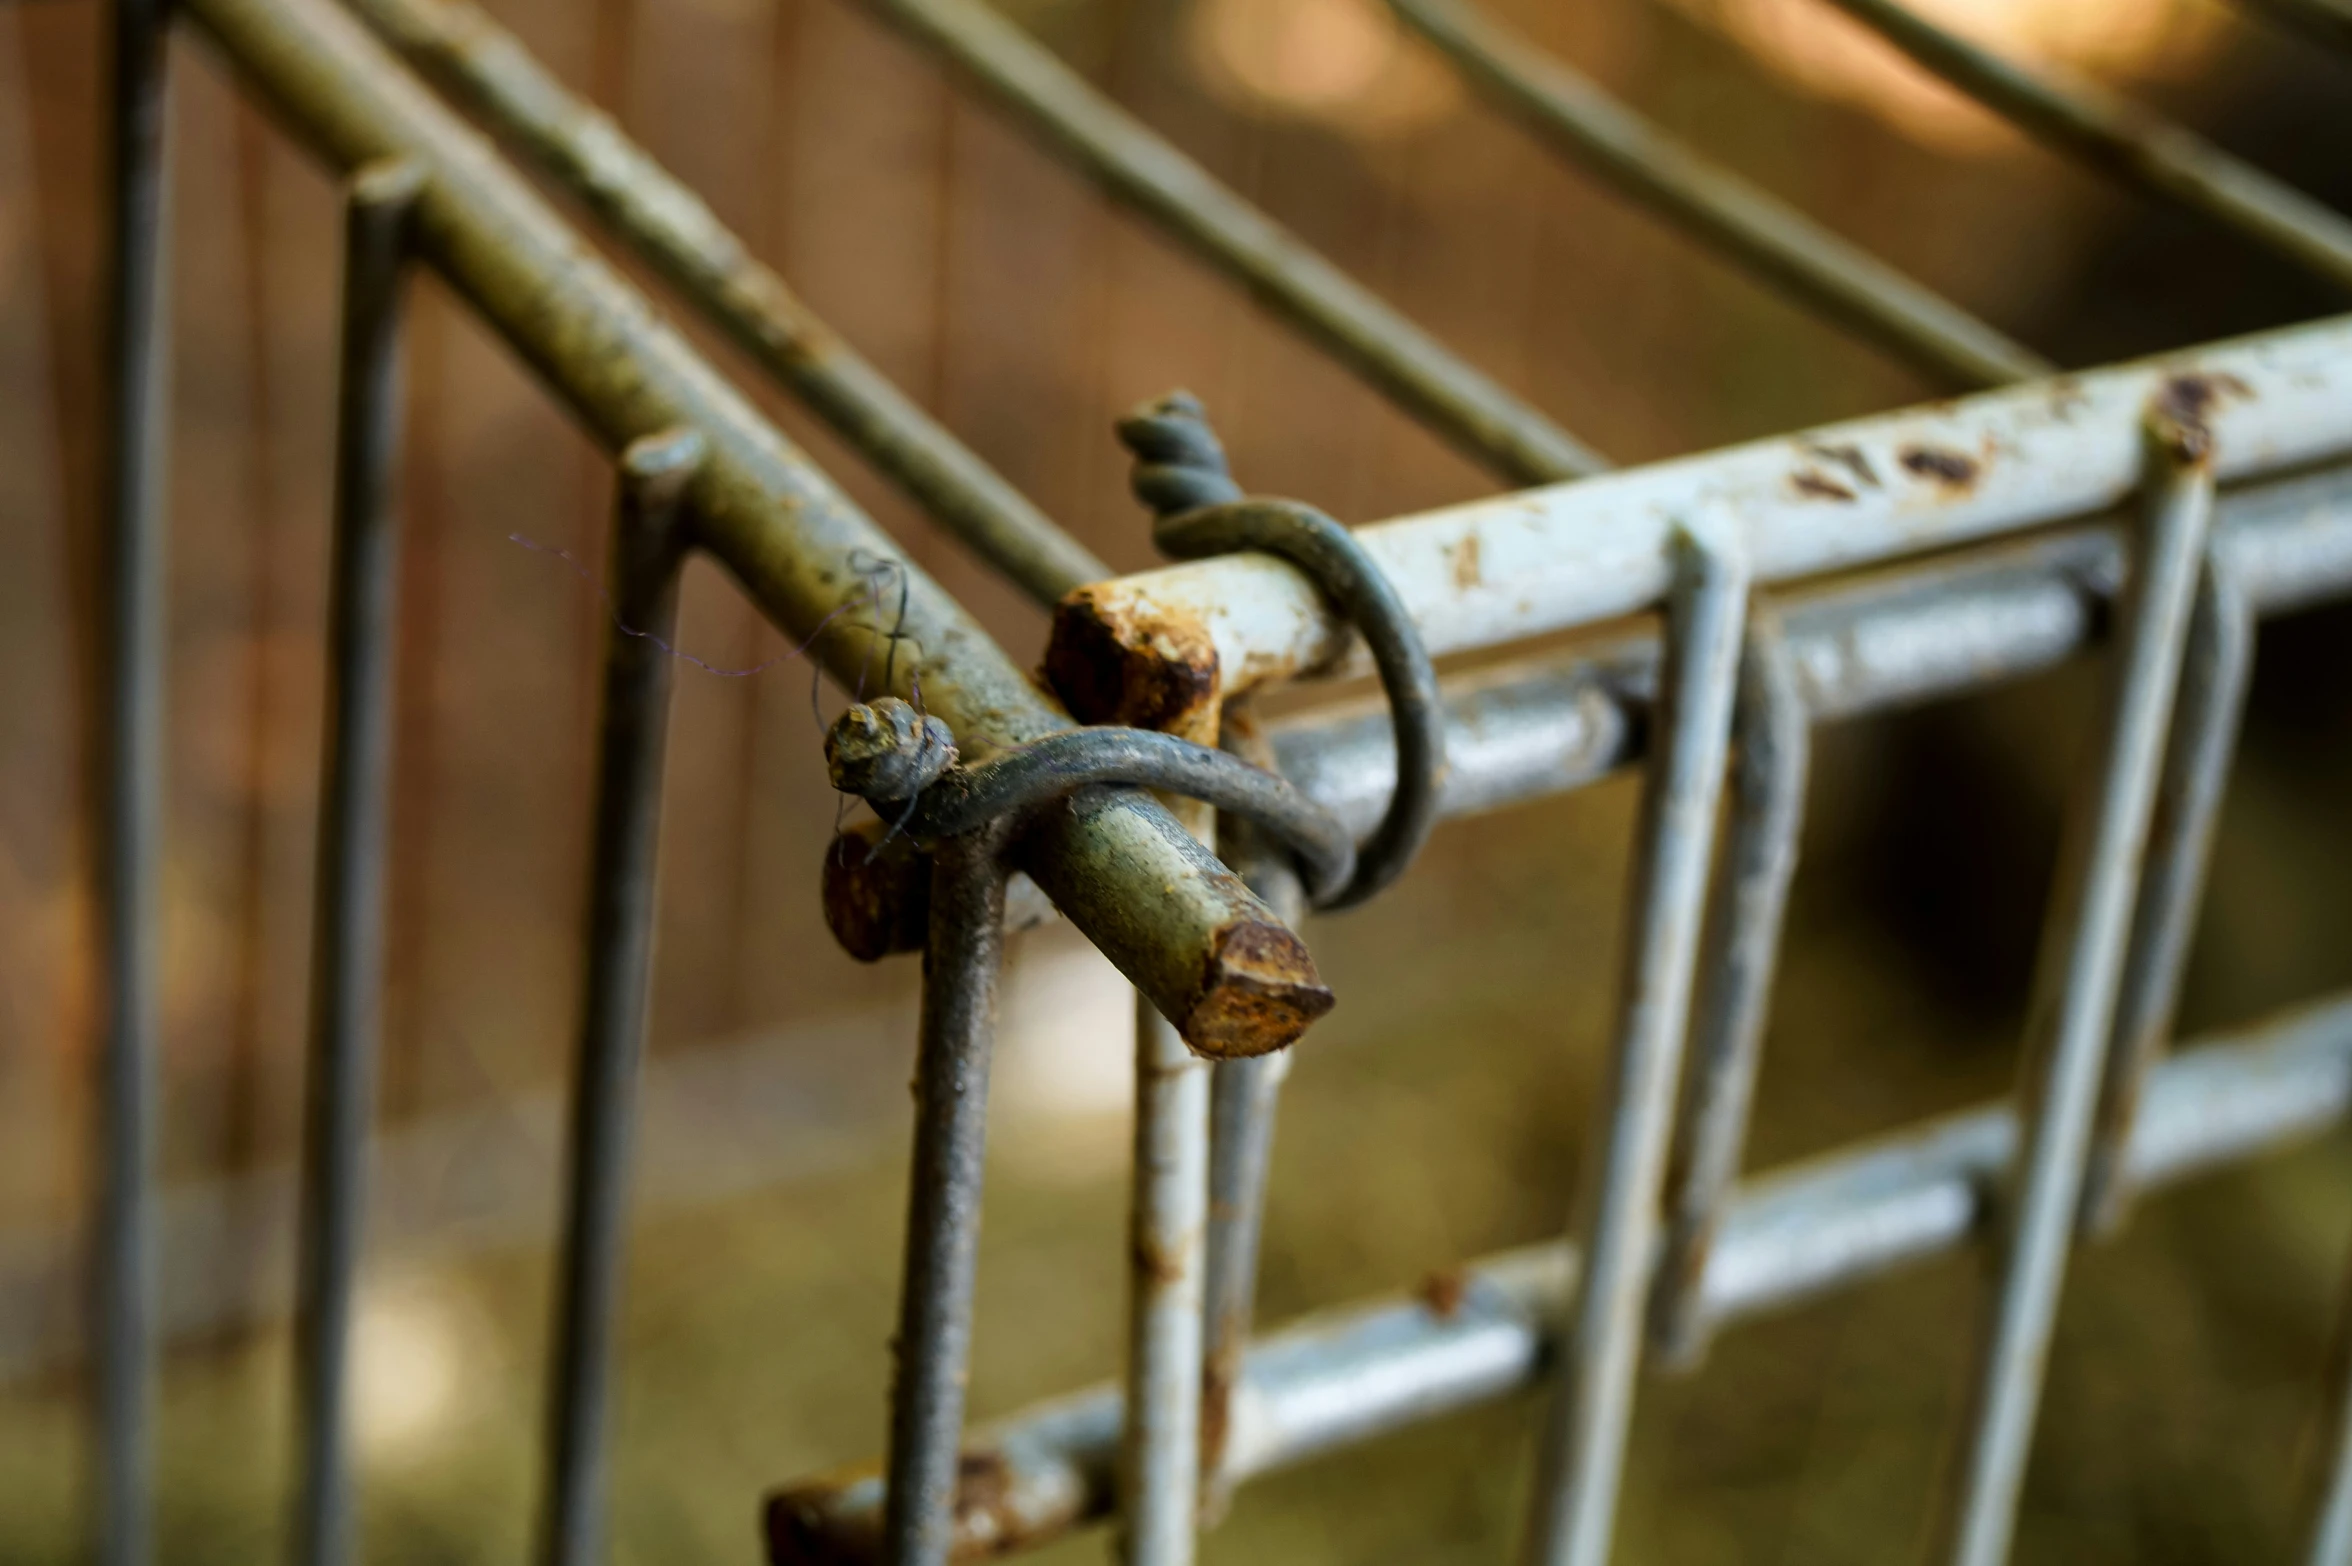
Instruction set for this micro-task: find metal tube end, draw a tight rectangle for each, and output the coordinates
[1043,587,1222,733]
[349,153,428,211]
[1176,915,1335,1059]
[619,424,708,497]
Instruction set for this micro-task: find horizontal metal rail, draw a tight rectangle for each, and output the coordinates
[181,0,1326,1058]
[1046,317,2352,713]
[341,0,1109,606]
[1265,455,2352,846]
[766,990,2352,1562]
[1819,0,2352,293]
[1387,0,2050,390]
[849,0,1610,485]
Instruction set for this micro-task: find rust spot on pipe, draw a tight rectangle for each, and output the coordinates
[1802,442,1880,490]
[763,1445,1090,1565]
[821,822,928,961]
[1897,444,1979,491]
[1417,1266,1469,1319]
[1450,533,1483,591]
[1178,918,1335,1058]
[1043,587,1220,733]
[1199,1318,1244,1500]
[1133,1232,1189,1287]
[2155,370,2252,419]
[1788,468,1857,503]
[2152,372,2251,462]
[951,1452,1026,1554]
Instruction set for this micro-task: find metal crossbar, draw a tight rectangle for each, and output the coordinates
[64,0,2352,1565]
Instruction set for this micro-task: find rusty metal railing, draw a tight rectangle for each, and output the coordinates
[73,1,2352,1565]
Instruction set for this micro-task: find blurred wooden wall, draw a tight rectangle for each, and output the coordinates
[0,0,2339,1259]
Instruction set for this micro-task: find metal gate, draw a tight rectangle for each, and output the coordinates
[52,0,2352,1562]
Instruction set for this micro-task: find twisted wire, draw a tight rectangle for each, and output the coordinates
[1115,391,1447,910]
[1115,389,1245,516]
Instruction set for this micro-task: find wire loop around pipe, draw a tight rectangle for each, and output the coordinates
[1116,391,1448,909]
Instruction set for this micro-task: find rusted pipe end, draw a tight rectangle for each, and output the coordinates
[820,821,928,962]
[1178,917,1335,1058]
[1043,587,1220,733]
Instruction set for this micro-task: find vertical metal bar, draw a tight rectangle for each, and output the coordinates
[1119,648,1222,1566]
[880,827,1011,1566]
[1200,1049,1288,1498]
[95,4,171,1564]
[291,155,423,1566]
[539,428,703,1566]
[1522,522,1749,1566]
[1648,616,1809,1368]
[1124,996,1211,1566]
[2304,1251,2352,1566]
[2077,556,2252,1236]
[1928,408,2215,1566]
[1200,786,1308,1512]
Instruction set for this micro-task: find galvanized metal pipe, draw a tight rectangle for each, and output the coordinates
[1522,525,1748,1566]
[1266,459,2352,841]
[1647,617,1810,1368]
[96,4,172,1562]
[1387,0,2049,389]
[1045,323,2352,704]
[542,430,701,1566]
[849,0,1609,486]
[2078,555,2253,1235]
[1820,0,2352,293]
[1200,776,1308,1510]
[180,0,1328,1057]
[291,155,422,1566]
[1123,1001,1210,1566]
[1121,754,1217,1566]
[883,827,1012,1566]
[764,991,2352,1564]
[1928,410,2215,1566]
[341,0,1109,606]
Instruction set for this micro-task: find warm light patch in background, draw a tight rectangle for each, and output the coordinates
[353,1276,496,1466]
[1680,0,2225,152]
[1186,0,1461,138]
